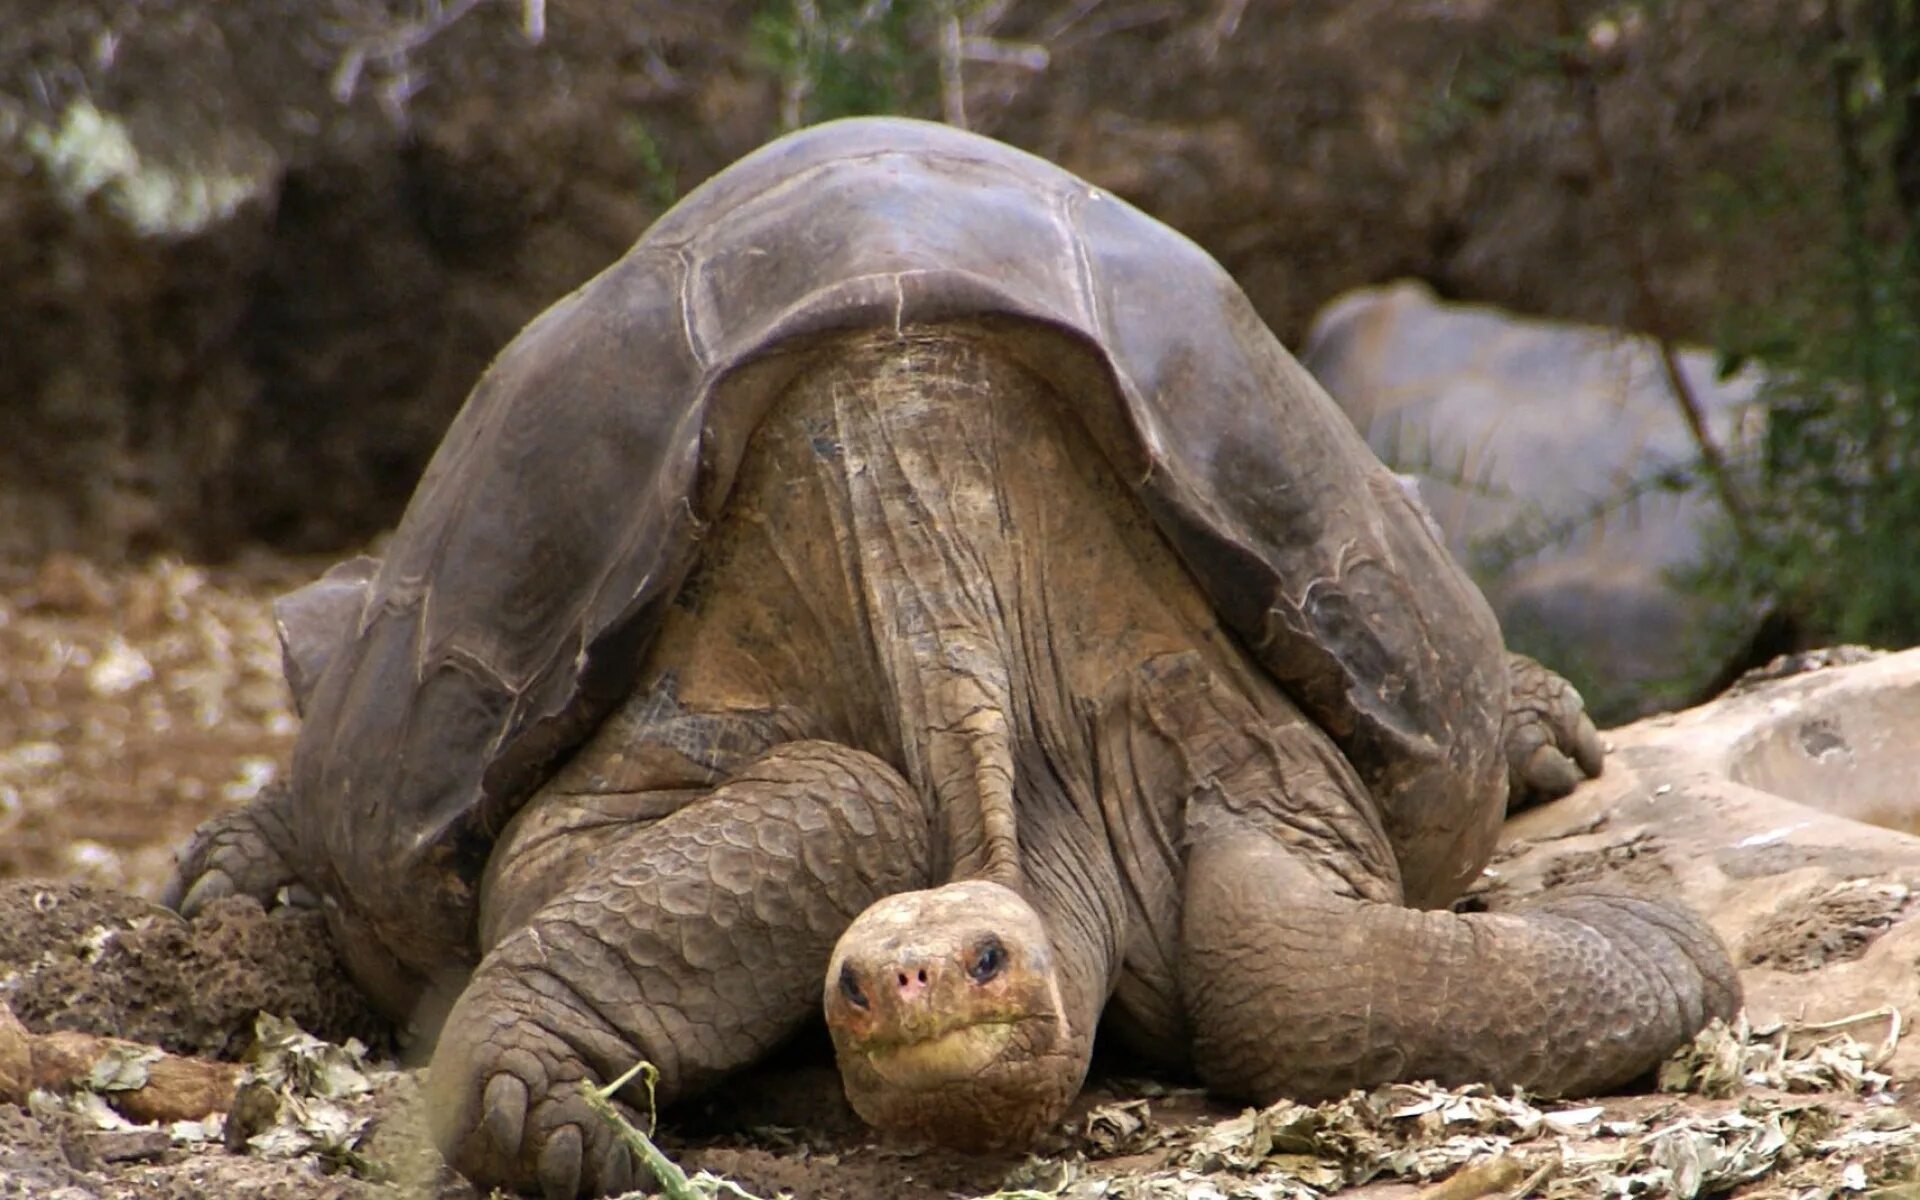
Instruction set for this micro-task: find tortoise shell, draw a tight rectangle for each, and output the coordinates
[288,117,1505,981]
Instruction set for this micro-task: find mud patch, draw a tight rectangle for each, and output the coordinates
[1741,880,1916,973]
[0,880,384,1057]
[1537,830,1674,892]
[0,1100,92,1196]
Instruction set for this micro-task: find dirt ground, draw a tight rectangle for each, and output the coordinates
[2,555,1916,1198]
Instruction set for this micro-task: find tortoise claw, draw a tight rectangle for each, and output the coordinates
[537,1123,583,1200]
[482,1073,529,1159]
[176,870,236,917]
[429,995,643,1197]
[1518,742,1587,799]
[594,1131,637,1196]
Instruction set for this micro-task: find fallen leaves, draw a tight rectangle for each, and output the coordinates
[1044,1009,1919,1200]
[21,1010,397,1179]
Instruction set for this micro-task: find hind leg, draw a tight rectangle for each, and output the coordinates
[1170,667,1737,1103]
[427,740,931,1198]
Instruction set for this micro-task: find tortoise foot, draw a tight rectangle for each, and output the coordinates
[1182,836,1739,1102]
[431,740,933,1196]
[161,782,308,917]
[1504,652,1606,807]
[428,985,644,1198]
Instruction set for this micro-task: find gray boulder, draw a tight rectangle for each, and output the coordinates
[1303,280,1763,718]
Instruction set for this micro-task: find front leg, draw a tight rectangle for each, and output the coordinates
[1179,832,1740,1103]
[427,741,931,1197]
[162,781,306,916]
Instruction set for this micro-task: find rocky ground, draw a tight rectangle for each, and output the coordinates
[2,555,1917,1198]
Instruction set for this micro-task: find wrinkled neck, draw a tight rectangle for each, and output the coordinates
[777,324,1136,1042]
[1017,755,1127,1051]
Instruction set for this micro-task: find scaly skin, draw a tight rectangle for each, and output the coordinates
[429,741,932,1196]
[171,327,1737,1197]
[1506,651,1609,807]
[161,782,305,916]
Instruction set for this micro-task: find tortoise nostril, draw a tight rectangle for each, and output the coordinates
[917,968,927,984]
[897,972,909,988]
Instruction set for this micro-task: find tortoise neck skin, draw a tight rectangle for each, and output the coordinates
[784,329,1133,1143]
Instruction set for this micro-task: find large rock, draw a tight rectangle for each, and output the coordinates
[1304,281,1764,719]
[1492,646,1920,1081]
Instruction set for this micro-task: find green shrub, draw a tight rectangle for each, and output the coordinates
[1698,0,1920,652]
[753,0,958,128]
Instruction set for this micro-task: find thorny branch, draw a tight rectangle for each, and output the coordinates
[324,0,546,121]
[1550,0,1758,553]
[771,0,1053,132]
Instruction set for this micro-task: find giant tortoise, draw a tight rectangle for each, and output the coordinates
[166,117,1739,1196]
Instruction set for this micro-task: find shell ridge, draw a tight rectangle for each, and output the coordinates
[673,245,709,370]
[1057,183,1103,337]
[284,117,1506,1000]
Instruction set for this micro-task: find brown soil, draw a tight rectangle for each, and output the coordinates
[0,555,1902,1198]
[1536,829,1675,893]
[1740,880,1917,974]
[0,554,318,896]
[0,882,381,1058]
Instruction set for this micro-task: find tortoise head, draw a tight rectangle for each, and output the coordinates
[822,880,1079,1149]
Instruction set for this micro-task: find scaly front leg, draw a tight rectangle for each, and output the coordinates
[427,741,931,1197]
[1505,652,1606,807]
[162,781,306,916]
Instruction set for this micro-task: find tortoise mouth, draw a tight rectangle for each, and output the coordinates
[860,1018,1023,1086]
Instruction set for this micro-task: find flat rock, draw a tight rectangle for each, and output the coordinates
[1489,646,1920,1078]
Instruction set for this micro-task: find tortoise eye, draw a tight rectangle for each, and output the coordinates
[838,963,869,1010]
[969,936,1007,984]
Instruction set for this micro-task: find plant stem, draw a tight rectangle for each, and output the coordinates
[580,1073,702,1200]
[939,8,967,127]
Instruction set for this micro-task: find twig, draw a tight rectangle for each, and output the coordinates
[1824,0,1891,474]
[1768,1004,1904,1068]
[1507,1156,1560,1198]
[1197,0,1248,61]
[939,10,967,128]
[580,1072,772,1200]
[0,1000,242,1124]
[326,0,546,110]
[1550,1,1757,553]
[960,38,1049,70]
[779,0,820,131]
[602,1057,659,1135]
[1413,1153,1528,1200]
[579,1061,701,1200]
